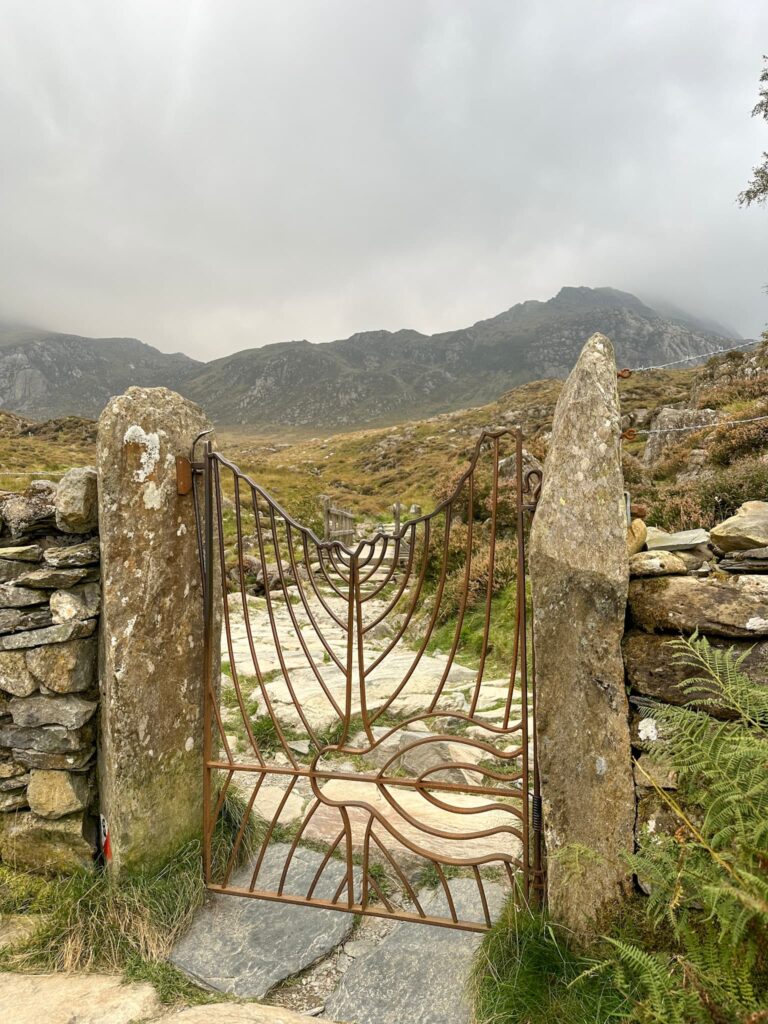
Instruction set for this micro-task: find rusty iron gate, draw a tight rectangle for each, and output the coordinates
[188,427,543,932]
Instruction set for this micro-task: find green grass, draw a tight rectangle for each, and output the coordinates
[0,790,259,1006]
[471,899,631,1024]
[426,585,523,677]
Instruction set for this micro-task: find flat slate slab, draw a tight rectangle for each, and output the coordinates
[325,879,505,1024]
[170,844,356,998]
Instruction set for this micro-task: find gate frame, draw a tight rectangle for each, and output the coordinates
[185,427,544,931]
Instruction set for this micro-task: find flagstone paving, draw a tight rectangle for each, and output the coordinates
[170,845,358,999]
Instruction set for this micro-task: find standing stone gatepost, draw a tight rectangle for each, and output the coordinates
[530,333,635,935]
[97,387,213,875]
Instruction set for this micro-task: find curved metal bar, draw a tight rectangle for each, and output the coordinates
[282,521,346,672]
[265,504,345,723]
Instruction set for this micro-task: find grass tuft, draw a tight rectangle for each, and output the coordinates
[0,789,258,1005]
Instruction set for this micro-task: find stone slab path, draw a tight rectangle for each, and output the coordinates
[171,845,357,999]
[325,879,504,1024]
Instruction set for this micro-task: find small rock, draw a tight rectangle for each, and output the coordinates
[0,721,94,753]
[710,501,768,553]
[0,914,42,950]
[0,546,43,562]
[43,540,100,567]
[675,544,716,571]
[0,585,48,609]
[0,810,96,874]
[26,636,97,693]
[344,940,377,958]
[12,748,94,770]
[0,493,55,539]
[627,519,647,555]
[12,567,94,589]
[720,546,768,573]
[629,551,688,578]
[0,650,38,697]
[50,583,101,623]
[54,467,98,534]
[0,771,30,791]
[633,755,677,790]
[0,618,96,651]
[27,769,90,819]
[9,693,98,729]
[0,607,53,635]
[645,527,710,551]
[0,560,38,584]
[0,789,28,811]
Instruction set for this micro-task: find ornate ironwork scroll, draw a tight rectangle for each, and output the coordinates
[192,428,542,932]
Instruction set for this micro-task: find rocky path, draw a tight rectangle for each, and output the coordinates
[171,570,530,1023]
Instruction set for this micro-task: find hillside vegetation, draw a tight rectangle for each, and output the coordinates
[0,333,764,533]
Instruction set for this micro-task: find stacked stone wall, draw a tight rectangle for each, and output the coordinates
[0,468,101,873]
[622,505,768,845]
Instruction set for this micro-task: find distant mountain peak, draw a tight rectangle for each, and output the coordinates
[0,288,745,428]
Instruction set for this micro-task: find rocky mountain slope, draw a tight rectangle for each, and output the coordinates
[0,321,201,420]
[0,288,746,428]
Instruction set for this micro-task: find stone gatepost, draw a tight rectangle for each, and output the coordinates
[97,387,213,875]
[530,333,635,935]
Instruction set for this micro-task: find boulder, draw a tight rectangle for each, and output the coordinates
[0,810,95,872]
[27,769,90,819]
[710,501,768,552]
[50,583,100,623]
[623,631,768,712]
[627,519,647,555]
[43,540,100,567]
[529,333,635,935]
[628,575,768,638]
[98,387,216,874]
[54,467,98,534]
[9,693,97,729]
[629,550,688,578]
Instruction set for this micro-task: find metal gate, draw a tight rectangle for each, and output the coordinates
[188,427,542,932]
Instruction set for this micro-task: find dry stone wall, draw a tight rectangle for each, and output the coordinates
[623,501,768,845]
[0,469,101,873]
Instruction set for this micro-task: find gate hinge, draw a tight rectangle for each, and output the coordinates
[176,456,195,495]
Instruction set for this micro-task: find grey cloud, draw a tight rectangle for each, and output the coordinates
[0,0,766,359]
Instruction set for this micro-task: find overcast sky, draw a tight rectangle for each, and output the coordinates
[1,2,767,360]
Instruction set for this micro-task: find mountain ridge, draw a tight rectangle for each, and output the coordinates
[0,288,750,430]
